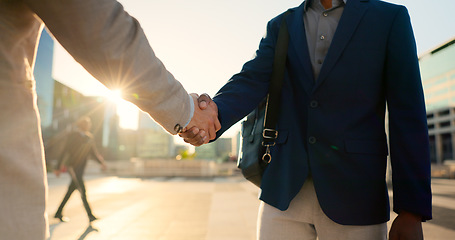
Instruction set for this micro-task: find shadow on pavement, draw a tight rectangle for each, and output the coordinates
[47,222,98,240]
[77,225,99,240]
[431,205,455,231]
[47,222,61,240]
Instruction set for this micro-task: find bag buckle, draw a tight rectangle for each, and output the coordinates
[263,129,278,139]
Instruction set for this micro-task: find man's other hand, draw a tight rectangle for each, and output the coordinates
[180,126,206,146]
[389,211,423,240]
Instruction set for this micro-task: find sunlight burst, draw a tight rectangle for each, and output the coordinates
[106,89,124,105]
[104,89,139,130]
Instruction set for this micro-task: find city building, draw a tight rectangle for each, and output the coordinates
[34,29,55,128]
[420,37,455,164]
[195,137,233,162]
[135,112,176,159]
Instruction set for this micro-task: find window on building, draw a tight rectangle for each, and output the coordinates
[439,110,450,116]
[56,98,62,108]
[429,135,436,163]
[440,121,451,127]
[442,133,453,160]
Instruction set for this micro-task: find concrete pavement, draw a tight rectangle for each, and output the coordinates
[47,173,455,240]
[47,173,259,240]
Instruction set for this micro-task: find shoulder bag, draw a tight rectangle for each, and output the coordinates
[237,11,290,187]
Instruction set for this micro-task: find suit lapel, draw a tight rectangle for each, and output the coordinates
[287,3,315,96]
[314,0,370,92]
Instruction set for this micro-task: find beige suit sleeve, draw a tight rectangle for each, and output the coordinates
[24,0,192,134]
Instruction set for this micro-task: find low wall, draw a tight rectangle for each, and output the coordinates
[431,162,455,179]
[107,158,238,178]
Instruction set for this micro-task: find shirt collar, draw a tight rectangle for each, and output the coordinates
[304,0,347,11]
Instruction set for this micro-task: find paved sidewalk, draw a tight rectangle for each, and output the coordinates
[47,174,259,240]
[47,174,455,240]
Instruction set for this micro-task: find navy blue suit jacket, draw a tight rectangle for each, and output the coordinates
[213,0,432,225]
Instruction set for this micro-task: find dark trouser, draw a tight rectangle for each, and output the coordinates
[55,167,94,219]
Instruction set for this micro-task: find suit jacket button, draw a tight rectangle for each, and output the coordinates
[310,100,318,108]
[309,136,317,144]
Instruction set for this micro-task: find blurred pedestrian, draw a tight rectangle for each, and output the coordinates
[53,117,106,223]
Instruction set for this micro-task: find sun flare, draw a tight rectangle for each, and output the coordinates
[106,89,124,105]
[104,89,139,130]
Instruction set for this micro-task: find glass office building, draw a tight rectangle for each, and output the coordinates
[34,29,55,128]
[420,37,455,164]
[421,38,455,111]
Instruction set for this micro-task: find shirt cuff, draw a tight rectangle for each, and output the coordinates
[183,94,194,128]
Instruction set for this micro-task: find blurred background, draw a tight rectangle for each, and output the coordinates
[37,1,455,239]
[36,0,455,177]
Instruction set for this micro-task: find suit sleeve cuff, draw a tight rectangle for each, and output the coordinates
[183,94,194,128]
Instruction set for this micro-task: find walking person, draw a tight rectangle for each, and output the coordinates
[53,117,107,223]
[181,0,432,239]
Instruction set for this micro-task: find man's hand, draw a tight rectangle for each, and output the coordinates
[389,211,423,240]
[183,93,221,144]
[180,94,219,146]
[180,126,207,146]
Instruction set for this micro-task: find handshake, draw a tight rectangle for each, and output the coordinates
[180,93,221,146]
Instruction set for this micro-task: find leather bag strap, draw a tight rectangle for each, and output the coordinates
[262,11,291,147]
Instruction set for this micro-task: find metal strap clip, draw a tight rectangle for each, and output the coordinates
[262,129,278,163]
[262,145,272,163]
[263,128,278,139]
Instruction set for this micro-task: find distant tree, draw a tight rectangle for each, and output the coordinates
[176,149,196,160]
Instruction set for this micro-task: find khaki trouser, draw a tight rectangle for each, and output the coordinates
[257,179,387,240]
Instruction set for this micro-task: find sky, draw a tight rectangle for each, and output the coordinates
[52,0,455,136]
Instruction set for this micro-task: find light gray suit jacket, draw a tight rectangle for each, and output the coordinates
[0,0,192,239]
